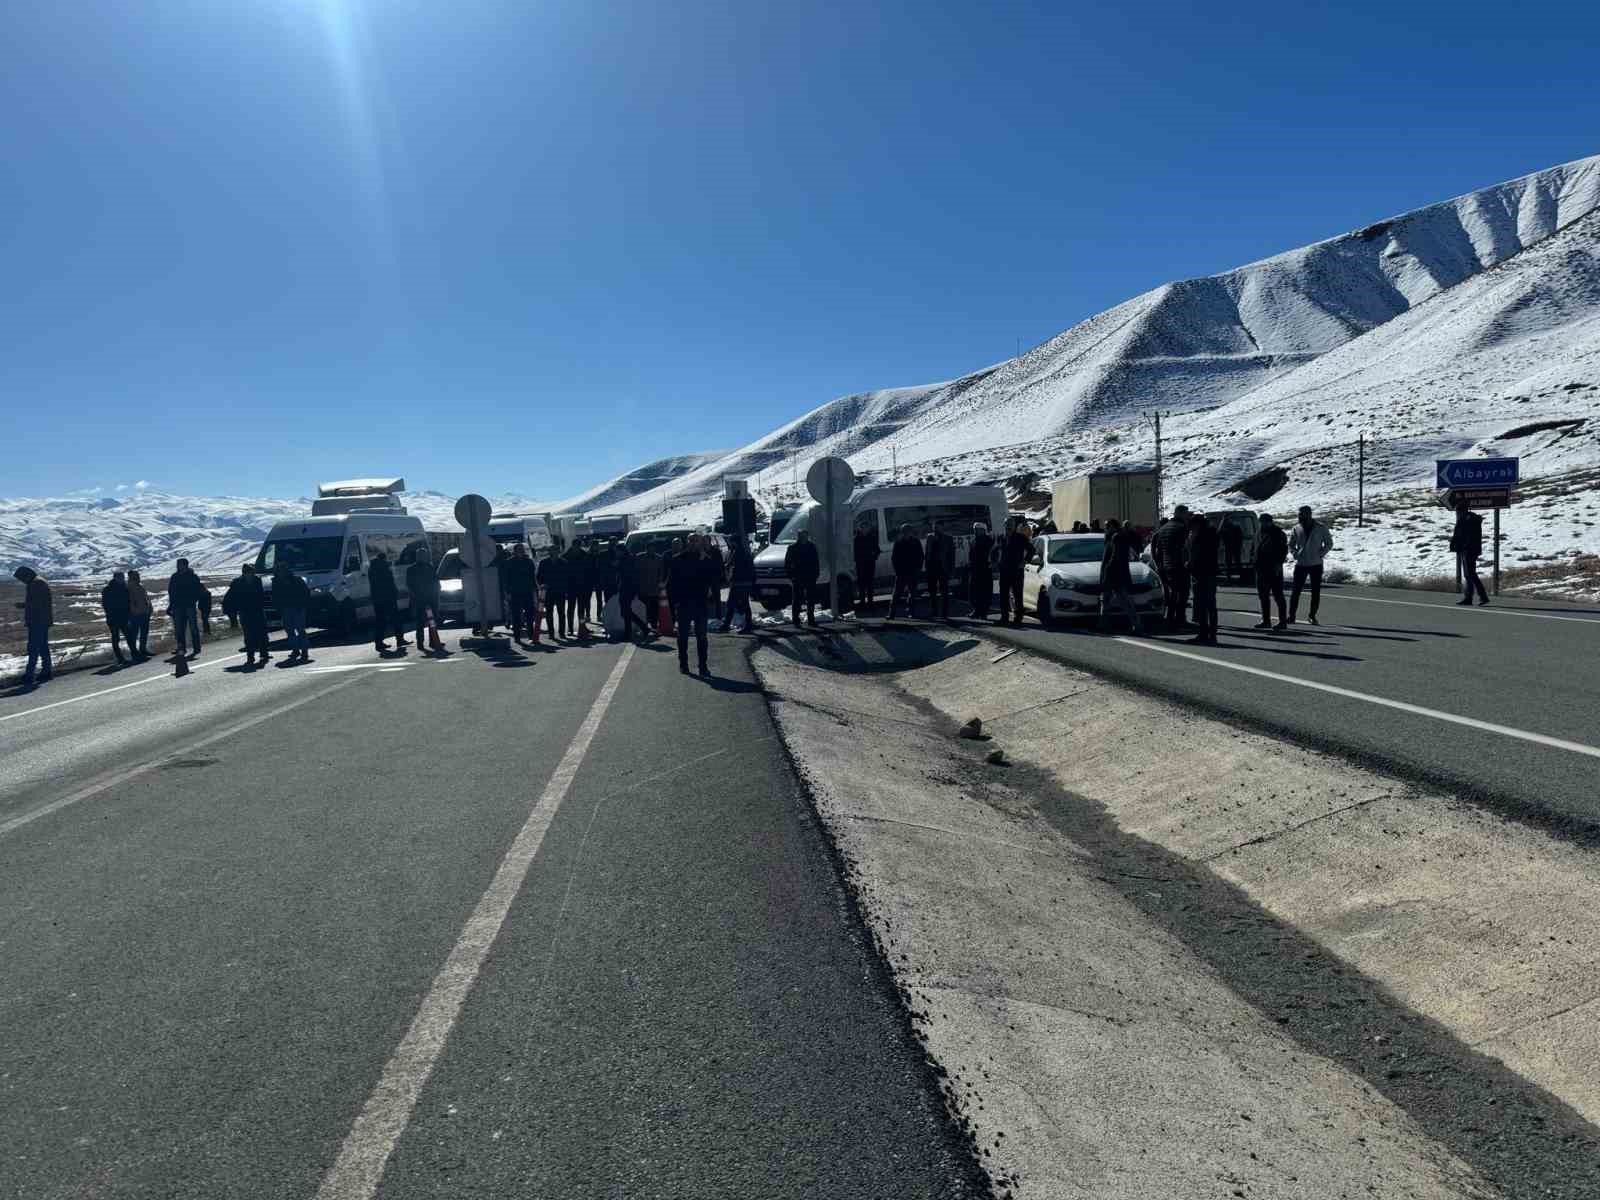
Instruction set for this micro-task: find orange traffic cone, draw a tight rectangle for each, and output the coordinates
[657,593,674,636]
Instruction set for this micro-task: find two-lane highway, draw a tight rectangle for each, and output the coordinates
[0,628,982,1199]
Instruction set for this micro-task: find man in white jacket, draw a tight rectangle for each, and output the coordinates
[1287,505,1334,625]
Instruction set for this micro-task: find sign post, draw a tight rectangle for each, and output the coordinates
[806,456,856,620]
[454,493,497,634]
[1437,459,1517,598]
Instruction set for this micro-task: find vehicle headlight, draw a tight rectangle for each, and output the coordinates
[439,580,463,593]
[1050,573,1066,589]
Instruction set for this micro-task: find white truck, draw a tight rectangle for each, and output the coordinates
[588,512,637,538]
[1050,467,1158,534]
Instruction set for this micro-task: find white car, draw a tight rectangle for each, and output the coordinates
[434,548,466,626]
[1022,533,1164,625]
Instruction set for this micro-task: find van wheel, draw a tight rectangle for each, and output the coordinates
[1036,589,1053,627]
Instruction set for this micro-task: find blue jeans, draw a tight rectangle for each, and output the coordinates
[128,613,150,654]
[26,623,51,680]
[173,604,201,654]
[282,607,310,655]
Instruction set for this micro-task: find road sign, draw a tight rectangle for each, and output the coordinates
[1447,487,1512,510]
[1436,457,1518,490]
[454,493,492,529]
[806,457,855,504]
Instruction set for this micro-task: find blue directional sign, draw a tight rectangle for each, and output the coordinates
[1436,457,1518,489]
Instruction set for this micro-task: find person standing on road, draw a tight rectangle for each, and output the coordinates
[167,558,206,659]
[669,533,713,675]
[1253,513,1289,631]
[368,550,406,652]
[504,544,540,643]
[1221,519,1244,582]
[1097,520,1143,635]
[13,566,54,685]
[636,545,665,634]
[968,522,995,620]
[614,542,647,642]
[720,538,756,633]
[406,549,439,652]
[703,537,726,612]
[889,524,925,619]
[853,518,881,610]
[126,569,153,659]
[1152,507,1191,629]
[924,524,955,621]
[223,563,270,667]
[1451,497,1490,606]
[1186,513,1220,645]
[271,561,313,663]
[538,550,569,640]
[100,569,135,665]
[566,543,592,628]
[595,544,619,614]
[1287,505,1334,626]
[998,518,1032,626]
[785,528,821,627]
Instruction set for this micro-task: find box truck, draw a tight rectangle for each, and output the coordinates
[1050,467,1158,533]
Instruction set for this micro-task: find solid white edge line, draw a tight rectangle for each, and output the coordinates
[0,649,246,725]
[1115,637,1600,759]
[1326,593,1600,624]
[316,643,637,1200]
[0,673,367,839]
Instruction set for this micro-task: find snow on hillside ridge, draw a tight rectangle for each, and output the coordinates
[564,154,1600,522]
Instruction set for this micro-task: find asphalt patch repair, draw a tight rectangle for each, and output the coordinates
[753,626,1600,1199]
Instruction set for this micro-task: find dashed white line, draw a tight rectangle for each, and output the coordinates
[316,642,637,1200]
[1116,637,1600,759]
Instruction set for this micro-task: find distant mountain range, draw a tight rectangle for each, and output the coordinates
[4,155,1597,580]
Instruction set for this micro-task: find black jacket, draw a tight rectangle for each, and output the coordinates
[1451,510,1484,557]
[891,534,925,576]
[272,569,312,610]
[784,540,821,585]
[1101,530,1136,589]
[167,567,205,611]
[101,577,131,622]
[1186,524,1220,581]
[1255,523,1288,570]
[667,550,714,612]
[566,548,593,589]
[616,550,640,596]
[369,558,398,605]
[503,555,537,595]
[405,560,438,608]
[924,531,955,576]
[595,553,620,592]
[538,555,568,593]
[853,528,881,565]
[222,574,265,621]
[998,531,1031,573]
[969,532,994,574]
[1151,519,1189,572]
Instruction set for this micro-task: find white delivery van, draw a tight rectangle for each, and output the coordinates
[1050,467,1158,534]
[752,484,1008,612]
[256,512,428,635]
[487,513,554,557]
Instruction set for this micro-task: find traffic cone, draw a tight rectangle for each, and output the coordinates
[428,611,444,652]
[657,593,674,636]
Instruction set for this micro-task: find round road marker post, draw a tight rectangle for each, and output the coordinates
[807,456,856,623]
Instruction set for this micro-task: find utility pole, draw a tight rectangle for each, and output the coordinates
[892,444,898,484]
[1146,411,1164,518]
[1358,434,1365,527]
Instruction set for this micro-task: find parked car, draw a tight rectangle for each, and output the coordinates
[1021,533,1164,625]
[434,548,466,626]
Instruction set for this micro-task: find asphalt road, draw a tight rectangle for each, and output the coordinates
[850,581,1600,828]
[0,626,981,1199]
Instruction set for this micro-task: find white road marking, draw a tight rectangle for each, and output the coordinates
[0,674,367,839]
[1116,637,1600,760]
[303,663,410,674]
[1328,594,1600,624]
[317,643,637,1200]
[0,650,245,726]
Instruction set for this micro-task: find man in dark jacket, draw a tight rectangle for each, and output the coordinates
[636,547,664,633]
[889,524,925,619]
[720,538,756,633]
[924,525,956,621]
[197,582,214,636]
[1253,514,1289,630]
[1151,507,1191,628]
[167,558,206,658]
[566,544,592,627]
[1097,520,1142,635]
[784,529,821,627]
[669,534,714,674]
[595,545,619,611]
[703,538,726,611]
[1185,514,1220,645]
[100,569,135,665]
[504,544,540,643]
[271,561,313,663]
[613,544,647,642]
[223,563,270,666]
[13,566,54,685]
[1451,497,1489,606]
[1221,519,1245,583]
[538,551,569,640]
[852,519,881,610]
[406,550,440,652]
[368,550,406,652]
[998,519,1032,625]
[968,522,995,620]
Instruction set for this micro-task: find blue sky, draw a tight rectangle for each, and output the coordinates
[3,0,1596,500]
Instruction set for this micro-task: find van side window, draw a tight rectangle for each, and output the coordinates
[398,537,426,566]
[885,504,994,537]
[343,538,363,574]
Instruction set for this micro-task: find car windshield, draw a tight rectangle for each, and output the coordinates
[256,536,341,574]
[774,504,815,543]
[1048,538,1106,563]
[436,553,463,581]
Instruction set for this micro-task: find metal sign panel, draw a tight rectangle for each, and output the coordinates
[1436,457,1518,489]
[1447,487,1512,510]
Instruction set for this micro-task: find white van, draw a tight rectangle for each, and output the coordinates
[752,484,1008,612]
[256,512,429,634]
[487,514,554,557]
